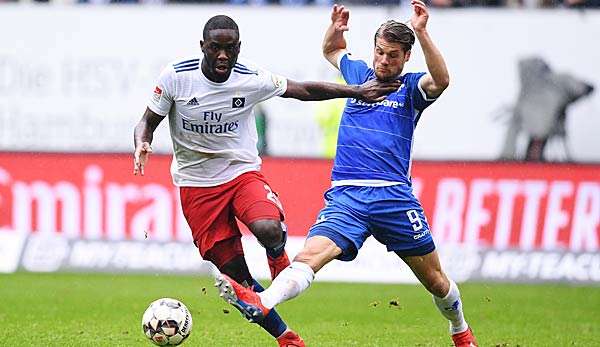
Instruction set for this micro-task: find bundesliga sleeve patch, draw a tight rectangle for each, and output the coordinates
[271,74,285,89]
[152,86,162,102]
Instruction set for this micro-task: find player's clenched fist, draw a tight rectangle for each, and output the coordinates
[133,142,153,176]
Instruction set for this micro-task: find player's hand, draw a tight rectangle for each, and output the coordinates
[410,0,429,32]
[133,142,153,176]
[331,4,350,33]
[357,79,401,103]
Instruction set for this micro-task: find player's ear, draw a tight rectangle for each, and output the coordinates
[404,50,411,62]
[200,40,206,53]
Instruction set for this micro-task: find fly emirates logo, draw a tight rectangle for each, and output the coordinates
[182,111,239,135]
[349,98,403,109]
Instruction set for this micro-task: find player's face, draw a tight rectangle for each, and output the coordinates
[372,37,410,81]
[200,29,241,83]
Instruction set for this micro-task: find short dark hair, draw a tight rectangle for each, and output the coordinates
[374,20,415,52]
[203,15,239,41]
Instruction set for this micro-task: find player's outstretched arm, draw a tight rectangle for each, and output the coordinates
[282,79,400,103]
[322,4,350,69]
[411,0,449,98]
[133,107,165,176]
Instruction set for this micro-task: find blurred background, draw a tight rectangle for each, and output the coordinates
[0,2,599,286]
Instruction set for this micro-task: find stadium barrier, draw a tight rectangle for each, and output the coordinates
[1,153,598,283]
[1,6,599,161]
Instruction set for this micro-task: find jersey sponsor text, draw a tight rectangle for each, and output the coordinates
[181,118,239,135]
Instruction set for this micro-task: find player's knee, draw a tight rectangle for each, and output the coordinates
[426,274,450,298]
[293,241,339,273]
[249,219,283,248]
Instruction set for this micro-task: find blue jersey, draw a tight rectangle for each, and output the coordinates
[332,53,437,185]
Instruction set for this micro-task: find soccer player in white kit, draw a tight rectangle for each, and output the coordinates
[133,15,400,347]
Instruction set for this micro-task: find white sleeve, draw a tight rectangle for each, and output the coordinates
[255,68,288,102]
[147,66,175,117]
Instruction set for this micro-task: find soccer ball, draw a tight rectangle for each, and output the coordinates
[142,298,193,346]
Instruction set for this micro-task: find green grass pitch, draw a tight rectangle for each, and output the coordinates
[1,272,599,346]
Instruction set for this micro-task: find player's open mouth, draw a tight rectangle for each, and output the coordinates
[215,65,229,73]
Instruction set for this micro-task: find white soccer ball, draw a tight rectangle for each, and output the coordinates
[142,298,193,346]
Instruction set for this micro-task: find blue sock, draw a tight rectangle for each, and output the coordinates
[252,279,287,338]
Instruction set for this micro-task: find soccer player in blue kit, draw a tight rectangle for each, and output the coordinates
[216,2,478,346]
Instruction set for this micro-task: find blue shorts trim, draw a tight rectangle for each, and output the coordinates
[393,241,436,257]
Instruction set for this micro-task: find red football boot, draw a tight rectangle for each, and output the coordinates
[277,330,305,347]
[451,327,478,347]
[215,274,271,323]
[268,251,290,280]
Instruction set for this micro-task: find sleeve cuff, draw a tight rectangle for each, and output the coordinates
[417,75,438,101]
[336,50,349,70]
[279,77,288,96]
[147,104,168,117]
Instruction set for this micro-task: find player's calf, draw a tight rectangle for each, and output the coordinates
[265,222,290,280]
[252,220,291,279]
[268,251,290,280]
[432,280,469,334]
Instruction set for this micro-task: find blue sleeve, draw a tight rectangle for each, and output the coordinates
[406,72,437,112]
[339,53,371,85]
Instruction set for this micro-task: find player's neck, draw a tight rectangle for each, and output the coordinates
[201,60,231,83]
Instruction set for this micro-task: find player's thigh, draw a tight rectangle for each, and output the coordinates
[308,186,371,262]
[231,171,284,225]
[179,186,241,259]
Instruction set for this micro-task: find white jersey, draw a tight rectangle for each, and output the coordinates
[148,56,288,187]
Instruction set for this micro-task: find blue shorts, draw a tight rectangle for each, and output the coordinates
[308,184,435,261]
